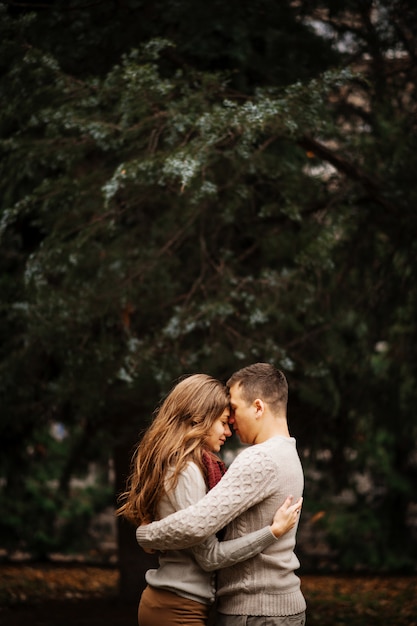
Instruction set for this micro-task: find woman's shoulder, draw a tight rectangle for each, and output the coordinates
[181,460,203,478]
[166,460,207,509]
[165,459,205,485]
[172,458,202,471]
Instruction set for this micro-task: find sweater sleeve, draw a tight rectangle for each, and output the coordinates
[136,446,277,551]
[171,463,277,572]
[191,527,276,572]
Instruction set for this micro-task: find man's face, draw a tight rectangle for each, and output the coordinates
[229,383,257,445]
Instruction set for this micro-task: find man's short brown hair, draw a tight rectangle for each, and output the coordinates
[227,363,288,412]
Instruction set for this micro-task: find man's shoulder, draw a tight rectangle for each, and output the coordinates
[229,437,298,467]
[228,440,281,467]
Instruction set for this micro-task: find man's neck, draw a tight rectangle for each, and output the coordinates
[254,417,290,444]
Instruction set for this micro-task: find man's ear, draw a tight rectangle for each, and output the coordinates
[253,399,265,416]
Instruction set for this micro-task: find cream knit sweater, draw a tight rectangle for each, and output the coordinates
[137,436,306,617]
[144,461,279,606]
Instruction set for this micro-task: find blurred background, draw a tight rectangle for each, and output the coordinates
[1,0,416,606]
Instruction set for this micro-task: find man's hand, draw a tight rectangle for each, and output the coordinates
[270,495,303,538]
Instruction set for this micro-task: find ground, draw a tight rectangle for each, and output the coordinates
[1,564,417,626]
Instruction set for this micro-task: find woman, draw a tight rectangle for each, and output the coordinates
[116,374,301,626]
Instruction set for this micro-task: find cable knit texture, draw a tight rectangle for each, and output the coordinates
[137,436,306,616]
[144,462,278,606]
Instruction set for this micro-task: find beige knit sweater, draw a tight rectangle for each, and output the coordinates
[144,461,279,606]
[136,435,306,617]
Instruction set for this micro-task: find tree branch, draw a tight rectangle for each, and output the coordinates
[298,135,397,213]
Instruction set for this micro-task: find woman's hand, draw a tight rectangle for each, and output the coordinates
[270,495,303,538]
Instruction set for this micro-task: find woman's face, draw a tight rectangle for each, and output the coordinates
[205,407,232,452]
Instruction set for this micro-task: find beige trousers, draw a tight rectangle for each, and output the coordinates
[138,585,209,626]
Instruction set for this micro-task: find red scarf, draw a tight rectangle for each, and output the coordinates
[202,450,227,490]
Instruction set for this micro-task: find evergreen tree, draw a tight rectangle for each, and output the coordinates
[1,0,416,594]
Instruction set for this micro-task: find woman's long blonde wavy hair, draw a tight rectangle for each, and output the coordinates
[116,374,229,526]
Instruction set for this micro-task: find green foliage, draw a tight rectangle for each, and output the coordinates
[0,421,113,558]
[323,501,416,572]
[7,0,339,88]
[1,0,417,570]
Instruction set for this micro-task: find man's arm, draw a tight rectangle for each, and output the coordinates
[192,494,302,571]
[136,446,277,551]
[171,462,278,572]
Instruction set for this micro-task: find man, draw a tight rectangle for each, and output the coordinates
[136,363,306,625]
